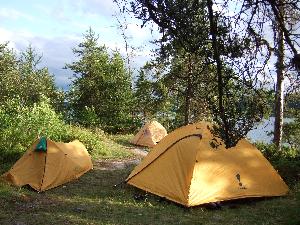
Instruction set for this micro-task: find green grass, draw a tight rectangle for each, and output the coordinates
[0,135,299,225]
[0,161,299,225]
[62,126,134,160]
[108,134,135,147]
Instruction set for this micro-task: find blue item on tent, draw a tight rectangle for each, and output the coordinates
[35,136,47,152]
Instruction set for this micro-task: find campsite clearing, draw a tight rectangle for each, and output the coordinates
[0,143,299,225]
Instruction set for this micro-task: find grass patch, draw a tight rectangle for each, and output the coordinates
[108,134,134,148]
[0,135,299,225]
[0,161,299,225]
[66,126,134,160]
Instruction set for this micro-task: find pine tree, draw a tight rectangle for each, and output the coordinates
[66,28,134,133]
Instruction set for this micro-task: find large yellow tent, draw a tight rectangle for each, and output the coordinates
[2,138,93,192]
[130,120,167,148]
[126,122,289,207]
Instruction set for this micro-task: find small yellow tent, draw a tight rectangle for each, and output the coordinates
[2,138,93,192]
[126,122,289,207]
[130,121,167,147]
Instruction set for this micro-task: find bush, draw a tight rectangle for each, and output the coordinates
[255,142,299,161]
[0,97,132,167]
[0,97,68,163]
[255,142,300,185]
[283,118,300,151]
[272,158,300,184]
[63,125,132,159]
[63,126,107,155]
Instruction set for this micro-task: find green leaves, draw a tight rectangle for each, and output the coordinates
[0,43,64,110]
[124,0,274,147]
[0,96,67,164]
[66,28,134,133]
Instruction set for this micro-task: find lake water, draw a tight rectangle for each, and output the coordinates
[246,117,294,143]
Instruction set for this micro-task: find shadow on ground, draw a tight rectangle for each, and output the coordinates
[0,158,299,225]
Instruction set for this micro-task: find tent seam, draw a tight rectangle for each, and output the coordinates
[39,148,48,191]
[186,150,199,206]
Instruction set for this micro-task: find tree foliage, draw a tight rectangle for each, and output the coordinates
[133,67,156,120]
[66,28,134,133]
[136,52,213,129]
[0,43,19,103]
[231,0,300,149]
[0,43,64,109]
[283,91,300,151]
[119,0,272,147]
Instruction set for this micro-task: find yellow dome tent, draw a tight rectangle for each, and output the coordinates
[2,137,93,192]
[126,122,289,207]
[130,121,167,148]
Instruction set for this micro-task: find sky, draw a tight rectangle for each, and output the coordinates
[0,0,158,89]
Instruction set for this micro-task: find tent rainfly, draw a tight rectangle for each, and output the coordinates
[130,121,167,148]
[126,122,289,207]
[2,137,93,191]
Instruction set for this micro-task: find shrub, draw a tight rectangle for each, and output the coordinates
[283,118,300,151]
[255,142,300,185]
[255,142,299,161]
[0,97,68,163]
[0,97,132,167]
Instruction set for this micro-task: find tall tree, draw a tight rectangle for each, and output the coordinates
[66,28,134,133]
[134,67,155,121]
[273,0,285,150]
[0,43,19,103]
[120,0,270,147]
[235,0,300,149]
[155,50,213,126]
[0,43,64,109]
[18,45,64,108]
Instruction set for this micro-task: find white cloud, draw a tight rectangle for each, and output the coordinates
[126,23,150,41]
[0,0,157,89]
[74,0,118,18]
[0,8,33,21]
[0,26,79,89]
[0,24,153,88]
[0,27,14,44]
[0,27,32,51]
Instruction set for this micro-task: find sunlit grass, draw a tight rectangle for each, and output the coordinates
[108,134,135,148]
[0,161,299,225]
[0,134,299,225]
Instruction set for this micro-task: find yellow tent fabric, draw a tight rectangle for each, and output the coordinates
[2,138,93,191]
[126,122,289,207]
[130,121,168,147]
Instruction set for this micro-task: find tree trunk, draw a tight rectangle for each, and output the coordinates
[207,0,230,147]
[184,77,191,125]
[184,55,193,125]
[273,1,285,151]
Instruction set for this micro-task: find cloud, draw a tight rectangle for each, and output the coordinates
[43,0,119,23]
[0,27,79,89]
[72,0,119,18]
[31,36,80,89]
[0,0,157,89]
[0,27,35,51]
[0,8,33,21]
[0,27,150,89]
[126,23,150,42]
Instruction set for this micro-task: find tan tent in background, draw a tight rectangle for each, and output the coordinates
[130,121,167,148]
[2,138,93,192]
[126,122,289,207]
